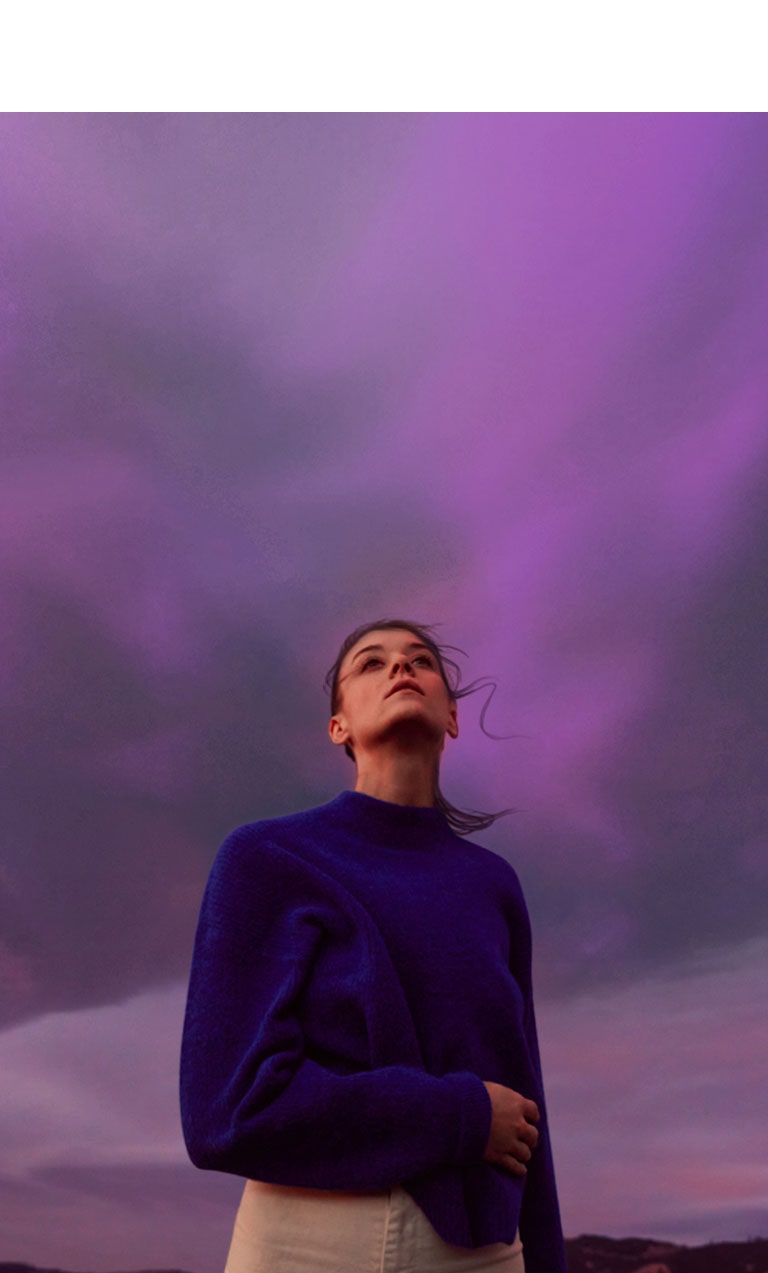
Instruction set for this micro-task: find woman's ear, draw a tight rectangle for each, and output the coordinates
[328,714,348,747]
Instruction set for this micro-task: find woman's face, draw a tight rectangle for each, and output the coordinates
[328,628,458,757]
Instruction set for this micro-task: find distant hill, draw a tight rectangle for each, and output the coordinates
[2,1234,768,1273]
[564,1232,768,1273]
[0,1266,192,1273]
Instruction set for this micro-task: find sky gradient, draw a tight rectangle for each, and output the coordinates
[2,112,767,1271]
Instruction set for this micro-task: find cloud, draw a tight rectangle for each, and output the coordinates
[0,111,765,1273]
[538,936,768,1243]
[1,940,765,1267]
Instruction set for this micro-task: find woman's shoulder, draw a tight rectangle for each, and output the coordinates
[211,812,310,871]
[214,798,336,861]
[456,831,527,887]
[208,801,362,897]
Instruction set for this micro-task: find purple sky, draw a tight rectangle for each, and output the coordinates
[2,112,767,1270]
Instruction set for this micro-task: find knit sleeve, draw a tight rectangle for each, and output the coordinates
[179,825,493,1190]
[508,871,568,1273]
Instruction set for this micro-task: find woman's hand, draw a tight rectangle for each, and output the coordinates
[481,1081,540,1176]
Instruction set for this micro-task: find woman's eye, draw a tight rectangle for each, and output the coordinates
[361,655,433,670]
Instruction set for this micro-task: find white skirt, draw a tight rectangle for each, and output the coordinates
[224,1179,525,1273]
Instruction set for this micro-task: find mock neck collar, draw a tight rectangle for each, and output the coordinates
[327,789,453,842]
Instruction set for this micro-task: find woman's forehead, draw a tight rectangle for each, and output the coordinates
[346,629,425,662]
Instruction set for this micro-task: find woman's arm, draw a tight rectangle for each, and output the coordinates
[507,867,569,1273]
[179,826,493,1190]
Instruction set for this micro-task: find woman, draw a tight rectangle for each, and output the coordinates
[179,618,567,1272]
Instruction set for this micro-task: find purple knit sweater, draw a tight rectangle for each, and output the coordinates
[179,789,567,1272]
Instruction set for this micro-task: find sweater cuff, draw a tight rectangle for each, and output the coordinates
[444,1071,493,1164]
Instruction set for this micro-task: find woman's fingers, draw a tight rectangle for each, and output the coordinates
[520,1121,539,1150]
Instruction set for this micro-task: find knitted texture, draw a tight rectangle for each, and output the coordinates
[179,789,567,1271]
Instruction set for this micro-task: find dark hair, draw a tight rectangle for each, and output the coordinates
[323,617,528,837]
